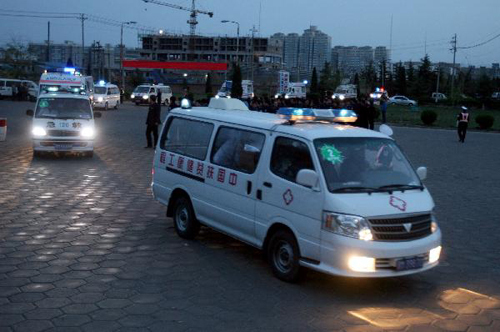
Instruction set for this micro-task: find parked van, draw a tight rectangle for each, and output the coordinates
[131,84,172,105]
[94,82,120,110]
[217,80,254,99]
[432,92,447,102]
[0,78,38,101]
[26,91,101,158]
[151,99,442,282]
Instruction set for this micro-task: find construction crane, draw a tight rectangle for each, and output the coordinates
[142,0,213,36]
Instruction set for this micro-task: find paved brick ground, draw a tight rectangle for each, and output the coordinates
[0,100,499,331]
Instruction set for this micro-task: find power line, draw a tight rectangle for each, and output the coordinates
[458,32,500,49]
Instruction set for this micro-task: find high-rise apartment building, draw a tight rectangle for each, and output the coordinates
[298,26,331,79]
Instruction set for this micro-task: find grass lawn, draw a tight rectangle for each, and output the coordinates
[385,104,500,131]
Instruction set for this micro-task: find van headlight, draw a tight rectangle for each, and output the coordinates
[323,212,373,241]
[32,127,47,137]
[431,212,439,233]
[131,94,135,99]
[97,97,104,102]
[142,95,149,100]
[80,127,95,138]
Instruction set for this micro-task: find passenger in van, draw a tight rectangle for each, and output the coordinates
[213,132,243,168]
[340,145,368,183]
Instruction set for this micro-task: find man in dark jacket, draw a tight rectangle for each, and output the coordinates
[145,95,161,148]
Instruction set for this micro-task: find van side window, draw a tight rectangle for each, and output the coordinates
[271,137,314,183]
[211,127,265,174]
[161,117,214,160]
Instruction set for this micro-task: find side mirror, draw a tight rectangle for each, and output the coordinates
[94,112,102,118]
[26,109,34,117]
[416,166,427,181]
[296,169,319,190]
[379,124,393,136]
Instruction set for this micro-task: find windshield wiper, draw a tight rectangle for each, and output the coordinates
[332,186,380,194]
[377,184,424,192]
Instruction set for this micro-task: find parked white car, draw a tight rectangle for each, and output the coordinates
[389,95,417,106]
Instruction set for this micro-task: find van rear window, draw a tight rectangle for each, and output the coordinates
[161,117,214,160]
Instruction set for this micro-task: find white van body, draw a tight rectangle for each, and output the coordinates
[131,84,172,105]
[217,80,254,99]
[28,93,98,157]
[333,84,357,100]
[151,99,442,281]
[94,83,120,110]
[0,78,38,100]
[285,82,307,99]
[39,73,94,103]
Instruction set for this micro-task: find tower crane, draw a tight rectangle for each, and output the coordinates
[142,0,213,36]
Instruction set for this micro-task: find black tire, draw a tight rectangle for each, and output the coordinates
[135,102,140,106]
[33,150,41,158]
[268,229,302,282]
[114,101,119,110]
[172,196,200,239]
[409,103,414,107]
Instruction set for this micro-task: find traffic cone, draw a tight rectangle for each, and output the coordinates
[0,118,6,141]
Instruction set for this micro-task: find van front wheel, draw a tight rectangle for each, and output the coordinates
[268,230,302,282]
[172,196,200,239]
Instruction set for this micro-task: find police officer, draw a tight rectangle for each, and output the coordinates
[457,106,470,143]
[145,95,161,148]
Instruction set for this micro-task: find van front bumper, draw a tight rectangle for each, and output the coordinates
[302,230,442,278]
[33,139,94,152]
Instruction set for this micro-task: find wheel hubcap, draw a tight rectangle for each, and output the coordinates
[274,240,294,273]
[176,206,188,231]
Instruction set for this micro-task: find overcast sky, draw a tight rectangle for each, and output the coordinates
[1,0,499,66]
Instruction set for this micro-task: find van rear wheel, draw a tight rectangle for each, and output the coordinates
[268,229,302,282]
[172,196,200,239]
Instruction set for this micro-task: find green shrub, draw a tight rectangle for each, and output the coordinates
[420,110,437,125]
[475,114,494,129]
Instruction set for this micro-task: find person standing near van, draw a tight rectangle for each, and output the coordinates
[457,106,470,143]
[380,92,389,123]
[145,95,161,148]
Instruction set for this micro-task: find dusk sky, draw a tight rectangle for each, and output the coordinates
[1,0,499,66]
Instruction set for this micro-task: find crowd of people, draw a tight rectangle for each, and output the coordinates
[9,82,32,101]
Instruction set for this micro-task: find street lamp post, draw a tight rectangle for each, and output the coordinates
[221,20,240,65]
[120,21,136,92]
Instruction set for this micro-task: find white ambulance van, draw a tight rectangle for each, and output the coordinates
[39,72,94,103]
[151,99,442,282]
[131,84,172,105]
[26,91,101,158]
[93,81,120,110]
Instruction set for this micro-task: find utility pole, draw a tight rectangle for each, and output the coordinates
[80,14,87,72]
[46,21,50,63]
[121,21,136,91]
[250,25,257,82]
[435,65,441,102]
[450,33,457,105]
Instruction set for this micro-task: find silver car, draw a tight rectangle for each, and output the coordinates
[389,95,417,106]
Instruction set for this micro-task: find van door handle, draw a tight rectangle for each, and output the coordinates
[246,181,252,195]
[256,189,262,200]
[263,182,272,188]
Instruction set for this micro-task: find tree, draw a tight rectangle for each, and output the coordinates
[205,73,212,94]
[407,61,416,97]
[394,62,407,95]
[319,62,333,96]
[415,55,434,101]
[310,67,319,94]
[230,63,243,98]
[360,61,377,93]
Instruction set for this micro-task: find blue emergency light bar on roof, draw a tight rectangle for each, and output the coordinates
[277,107,357,123]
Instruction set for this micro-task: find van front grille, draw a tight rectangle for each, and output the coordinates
[368,214,432,241]
[48,130,80,137]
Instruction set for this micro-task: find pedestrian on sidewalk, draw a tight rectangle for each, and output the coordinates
[145,95,161,148]
[457,106,470,143]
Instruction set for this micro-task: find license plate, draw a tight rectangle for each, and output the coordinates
[396,257,423,271]
[54,144,72,150]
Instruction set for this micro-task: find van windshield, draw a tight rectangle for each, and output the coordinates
[314,137,422,193]
[94,87,107,94]
[35,98,92,119]
[134,86,150,93]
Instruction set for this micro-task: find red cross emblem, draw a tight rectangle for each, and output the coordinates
[389,196,407,211]
[283,189,294,205]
